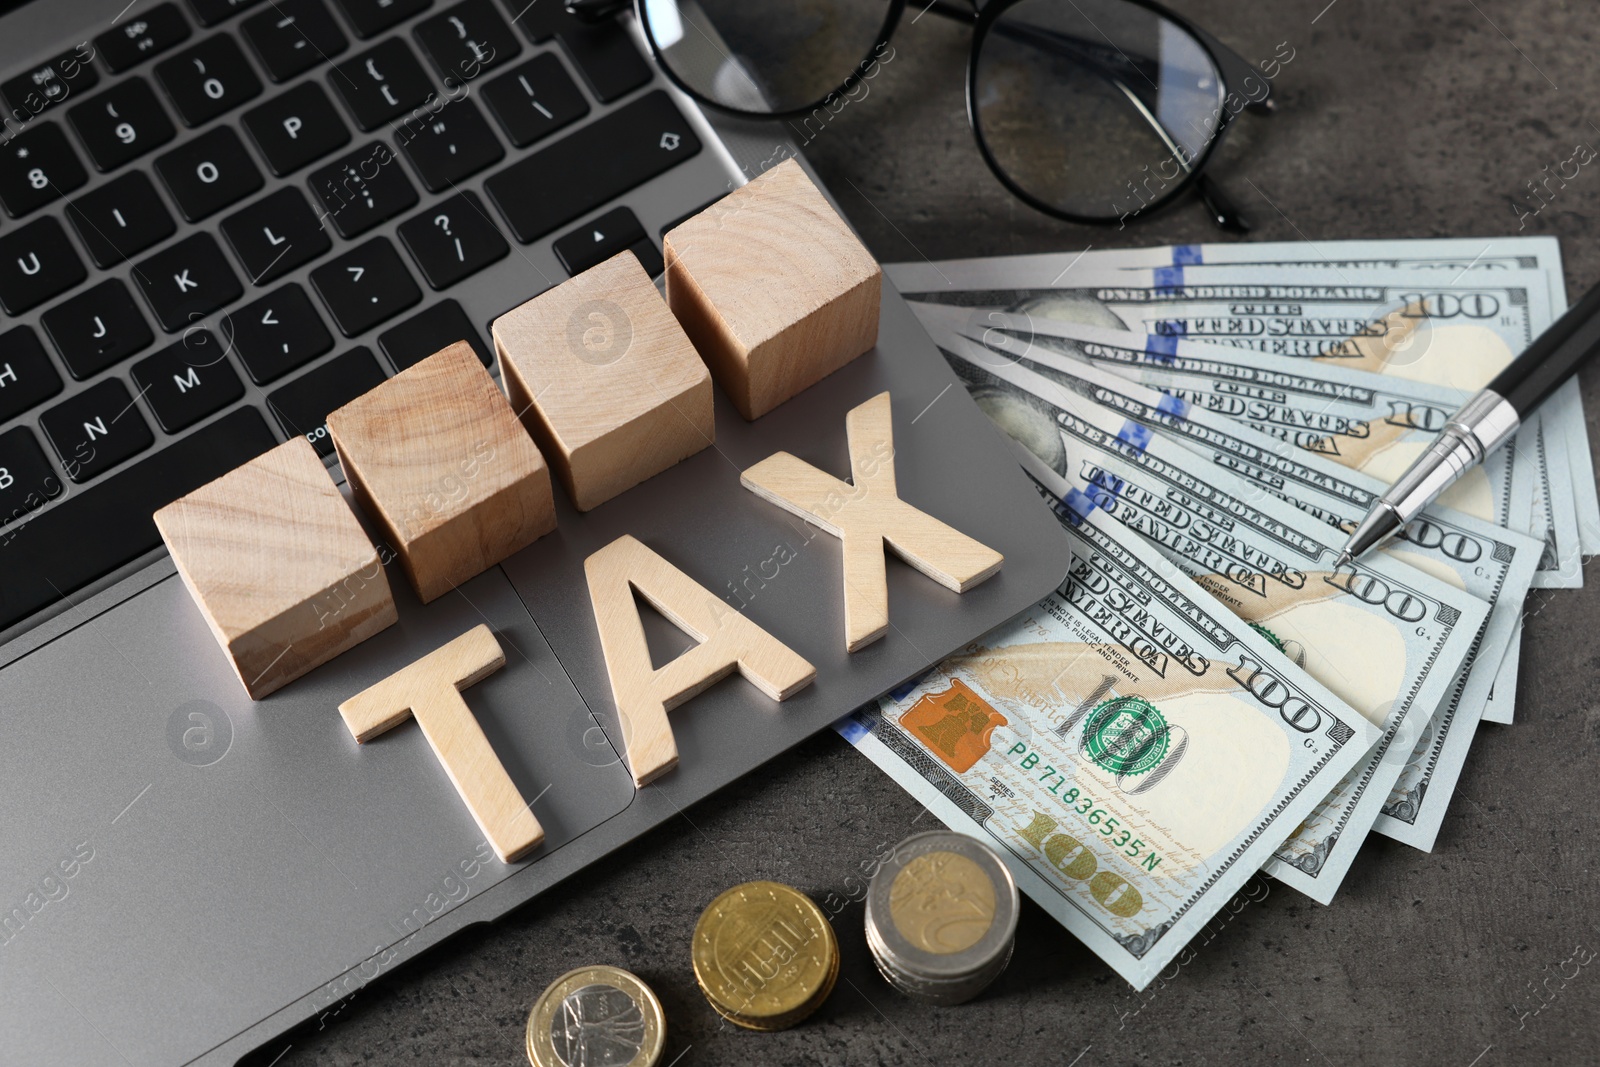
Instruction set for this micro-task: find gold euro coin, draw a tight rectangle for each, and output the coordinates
[526,965,664,1067]
[691,880,839,1031]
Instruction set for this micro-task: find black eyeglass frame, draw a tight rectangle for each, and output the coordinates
[570,0,1271,229]
[965,0,1266,228]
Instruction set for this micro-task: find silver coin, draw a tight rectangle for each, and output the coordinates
[548,984,646,1067]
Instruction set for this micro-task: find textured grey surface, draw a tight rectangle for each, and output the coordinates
[264,3,1600,1065]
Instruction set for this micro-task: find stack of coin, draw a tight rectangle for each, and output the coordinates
[691,880,839,1030]
[525,965,665,1067]
[864,831,1019,1005]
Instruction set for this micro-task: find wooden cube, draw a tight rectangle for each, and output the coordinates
[492,251,713,512]
[326,341,557,604]
[154,436,398,700]
[664,157,881,420]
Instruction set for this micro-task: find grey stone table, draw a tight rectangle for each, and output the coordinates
[271,3,1600,1064]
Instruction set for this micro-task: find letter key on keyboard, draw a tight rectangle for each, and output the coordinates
[0,217,88,314]
[65,172,177,267]
[135,233,244,331]
[41,279,154,379]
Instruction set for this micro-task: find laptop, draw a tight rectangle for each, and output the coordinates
[0,1,1070,1063]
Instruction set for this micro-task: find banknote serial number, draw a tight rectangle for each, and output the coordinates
[1008,743,1164,875]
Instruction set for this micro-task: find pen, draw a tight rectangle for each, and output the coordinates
[1338,276,1600,566]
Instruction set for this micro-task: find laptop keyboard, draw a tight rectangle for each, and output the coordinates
[0,0,700,634]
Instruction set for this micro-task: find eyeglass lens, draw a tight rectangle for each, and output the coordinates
[974,0,1225,221]
[640,0,895,115]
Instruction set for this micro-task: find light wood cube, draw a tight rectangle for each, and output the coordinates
[664,157,881,420]
[154,436,398,700]
[326,341,556,604]
[492,251,713,512]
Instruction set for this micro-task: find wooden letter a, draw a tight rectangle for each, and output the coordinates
[338,624,543,862]
[741,391,1004,652]
[585,535,816,787]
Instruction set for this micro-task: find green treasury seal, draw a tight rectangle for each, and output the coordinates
[1248,622,1286,653]
[1083,696,1170,777]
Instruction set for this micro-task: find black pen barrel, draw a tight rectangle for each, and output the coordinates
[1488,276,1600,417]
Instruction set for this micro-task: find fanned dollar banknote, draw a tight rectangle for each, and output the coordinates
[836,500,1382,989]
[837,240,1588,987]
[885,260,1581,588]
[999,235,1598,556]
[916,302,1539,725]
[927,327,1538,854]
[923,346,1488,898]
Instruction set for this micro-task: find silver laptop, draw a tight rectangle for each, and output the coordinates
[0,1,1070,1063]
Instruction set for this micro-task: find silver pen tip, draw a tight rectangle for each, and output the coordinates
[1339,502,1404,565]
[1334,551,1352,569]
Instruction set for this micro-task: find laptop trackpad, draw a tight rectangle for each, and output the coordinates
[0,564,633,1066]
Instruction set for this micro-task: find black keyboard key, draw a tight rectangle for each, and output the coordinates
[332,0,432,38]
[378,298,488,369]
[188,0,266,26]
[310,237,421,335]
[0,427,61,528]
[396,96,502,191]
[155,35,263,126]
[500,0,646,100]
[0,407,276,633]
[224,283,334,382]
[131,333,247,432]
[482,53,586,147]
[68,78,177,172]
[397,190,506,288]
[486,91,700,243]
[559,21,651,103]
[308,141,417,237]
[221,187,333,285]
[328,37,433,130]
[154,126,265,221]
[242,0,350,81]
[134,233,244,331]
[501,0,571,43]
[0,327,63,423]
[414,0,519,83]
[0,218,87,314]
[0,122,88,217]
[95,5,193,73]
[553,206,661,277]
[65,172,177,267]
[41,279,154,380]
[268,346,384,454]
[242,81,351,175]
[0,46,99,118]
[39,378,155,482]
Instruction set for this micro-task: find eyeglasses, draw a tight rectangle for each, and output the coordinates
[566,0,1276,232]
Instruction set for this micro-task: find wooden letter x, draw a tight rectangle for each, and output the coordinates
[338,624,543,863]
[741,391,1004,652]
[586,535,816,787]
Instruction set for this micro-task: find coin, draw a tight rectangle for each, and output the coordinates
[692,880,839,1031]
[865,831,1018,1004]
[525,965,665,1067]
[888,849,997,955]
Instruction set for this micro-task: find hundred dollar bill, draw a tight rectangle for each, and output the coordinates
[933,331,1539,852]
[886,261,1581,589]
[993,236,1598,556]
[918,303,1540,723]
[834,497,1382,988]
[926,349,1489,896]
